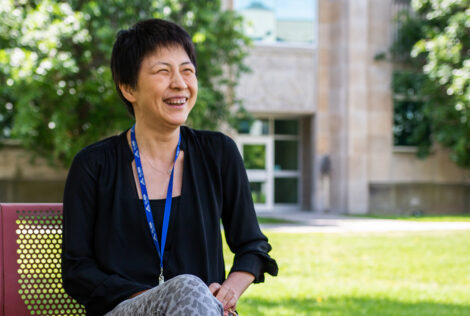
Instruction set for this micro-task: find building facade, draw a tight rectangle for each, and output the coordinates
[1,0,469,214]
[229,0,470,214]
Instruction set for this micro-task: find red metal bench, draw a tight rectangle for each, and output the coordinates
[0,203,85,316]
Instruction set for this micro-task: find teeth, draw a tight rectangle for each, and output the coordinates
[166,98,187,105]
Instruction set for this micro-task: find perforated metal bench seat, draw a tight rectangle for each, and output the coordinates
[0,204,85,316]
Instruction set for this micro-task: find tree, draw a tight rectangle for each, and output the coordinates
[392,0,470,167]
[0,0,251,166]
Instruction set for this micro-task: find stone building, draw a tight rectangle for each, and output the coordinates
[228,0,470,214]
[1,0,469,214]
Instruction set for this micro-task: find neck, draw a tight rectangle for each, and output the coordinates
[131,120,180,162]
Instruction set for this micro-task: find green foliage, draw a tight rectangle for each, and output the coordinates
[392,0,470,167]
[0,0,251,166]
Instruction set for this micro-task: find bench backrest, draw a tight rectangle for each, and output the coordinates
[0,204,85,316]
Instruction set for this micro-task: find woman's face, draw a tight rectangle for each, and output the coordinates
[124,45,198,129]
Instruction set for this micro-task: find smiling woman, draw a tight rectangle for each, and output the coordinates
[61,18,278,316]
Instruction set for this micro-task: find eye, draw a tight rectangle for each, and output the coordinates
[155,69,169,74]
[183,68,194,74]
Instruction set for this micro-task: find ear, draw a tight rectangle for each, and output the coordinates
[119,83,137,103]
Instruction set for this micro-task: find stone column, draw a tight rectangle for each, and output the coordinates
[316,0,370,214]
[316,0,351,213]
[312,0,339,212]
[346,0,369,214]
[314,0,333,212]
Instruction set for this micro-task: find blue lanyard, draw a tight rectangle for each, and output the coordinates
[130,124,181,285]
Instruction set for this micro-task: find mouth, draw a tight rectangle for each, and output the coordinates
[163,97,189,107]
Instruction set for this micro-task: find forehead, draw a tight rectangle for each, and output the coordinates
[142,45,191,66]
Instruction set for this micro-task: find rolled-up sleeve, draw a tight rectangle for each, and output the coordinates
[220,136,278,283]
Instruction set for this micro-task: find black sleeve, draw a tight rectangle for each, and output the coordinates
[220,135,278,283]
[61,151,150,315]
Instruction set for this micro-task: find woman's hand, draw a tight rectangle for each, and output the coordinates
[209,271,255,315]
[208,282,236,315]
[128,289,148,299]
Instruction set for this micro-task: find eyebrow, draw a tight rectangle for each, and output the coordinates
[150,61,193,68]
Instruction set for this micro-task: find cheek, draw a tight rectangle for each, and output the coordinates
[189,80,198,96]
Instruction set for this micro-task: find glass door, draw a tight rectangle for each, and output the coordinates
[273,119,301,209]
[237,136,273,210]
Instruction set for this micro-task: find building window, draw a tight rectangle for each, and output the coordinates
[238,118,269,135]
[274,177,298,204]
[234,0,317,45]
[250,181,267,204]
[243,144,266,169]
[393,97,430,147]
[391,0,431,147]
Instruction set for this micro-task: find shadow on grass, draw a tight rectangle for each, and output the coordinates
[239,296,470,316]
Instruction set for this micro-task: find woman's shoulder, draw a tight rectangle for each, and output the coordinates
[182,126,236,150]
[73,131,127,164]
[182,126,241,171]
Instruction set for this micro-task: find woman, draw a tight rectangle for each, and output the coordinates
[62,18,278,316]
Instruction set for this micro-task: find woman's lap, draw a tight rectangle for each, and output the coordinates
[105,274,223,316]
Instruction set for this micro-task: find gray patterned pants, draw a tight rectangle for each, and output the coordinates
[105,274,224,316]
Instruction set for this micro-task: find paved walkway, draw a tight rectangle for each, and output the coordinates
[257,211,470,233]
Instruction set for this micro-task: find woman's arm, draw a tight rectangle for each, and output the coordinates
[220,135,278,280]
[217,135,278,313]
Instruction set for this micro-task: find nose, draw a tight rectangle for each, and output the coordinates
[170,72,187,90]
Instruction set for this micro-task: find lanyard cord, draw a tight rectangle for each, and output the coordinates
[130,125,181,284]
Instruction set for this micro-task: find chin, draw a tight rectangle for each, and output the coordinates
[167,116,189,127]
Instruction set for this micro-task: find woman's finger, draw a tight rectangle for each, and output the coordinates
[218,285,238,309]
[227,295,238,310]
[215,284,231,306]
[208,282,221,295]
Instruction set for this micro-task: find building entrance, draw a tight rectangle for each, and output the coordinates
[236,118,301,211]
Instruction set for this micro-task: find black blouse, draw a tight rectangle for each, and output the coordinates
[62,126,278,315]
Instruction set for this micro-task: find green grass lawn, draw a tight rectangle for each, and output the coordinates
[223,231,470,315]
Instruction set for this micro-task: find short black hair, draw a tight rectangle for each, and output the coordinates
[110,19,197,117]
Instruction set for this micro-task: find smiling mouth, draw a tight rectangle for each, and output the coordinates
[164,97,188,106]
